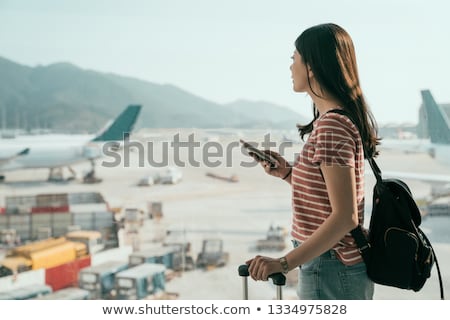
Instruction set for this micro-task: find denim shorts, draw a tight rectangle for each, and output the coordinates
[292,240,374,300]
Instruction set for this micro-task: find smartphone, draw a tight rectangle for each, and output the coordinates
[240,139,277,168]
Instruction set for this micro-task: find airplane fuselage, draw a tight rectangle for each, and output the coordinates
[0,105,141,180]
[0,135,102,171]
[429,144,450,167]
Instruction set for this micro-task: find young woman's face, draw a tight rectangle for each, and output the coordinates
[290,50,309,93]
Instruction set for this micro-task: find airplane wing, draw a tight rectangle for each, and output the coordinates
[91,105,142,142]
[379,138,431,154]
[0,148,30,166]
[383,171,450,198]
[383,171,450,185]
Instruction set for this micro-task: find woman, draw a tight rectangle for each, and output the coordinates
[246,23,379,300]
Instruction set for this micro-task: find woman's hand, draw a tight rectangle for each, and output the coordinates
[245,255,284,281]
[250,150,292,179]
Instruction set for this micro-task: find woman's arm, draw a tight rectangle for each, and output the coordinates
[284,164,359,268]
[247,164,358,280]
[257,150,293,185]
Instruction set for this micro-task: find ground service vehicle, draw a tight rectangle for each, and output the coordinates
[159,167,182,184]
[255,225,286,251]
[196,238,229,269]
[115,263,166,300]
[78,260,128,299]
[129,246,179,268]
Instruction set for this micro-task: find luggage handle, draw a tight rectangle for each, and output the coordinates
[238,264,286,300]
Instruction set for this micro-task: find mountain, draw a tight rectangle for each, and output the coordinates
[0,56,308,132]
[224,100,308,129]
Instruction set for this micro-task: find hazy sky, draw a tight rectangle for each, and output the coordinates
[1,0,449,124]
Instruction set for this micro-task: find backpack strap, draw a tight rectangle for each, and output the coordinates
[421,231,445,300]
[350,226,371,264]
[322,109,374,262]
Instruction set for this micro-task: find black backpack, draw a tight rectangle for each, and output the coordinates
[330,110,445,299]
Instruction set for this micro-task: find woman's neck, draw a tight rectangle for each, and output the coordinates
[312,95,342,116]
[307,81,342,115]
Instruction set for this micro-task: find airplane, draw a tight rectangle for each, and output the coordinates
[0,105,141,183]
[382,90,450,199]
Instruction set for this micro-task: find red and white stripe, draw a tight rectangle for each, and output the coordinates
[291,112,365,265]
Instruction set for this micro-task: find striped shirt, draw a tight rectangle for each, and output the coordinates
[291,110,365,265]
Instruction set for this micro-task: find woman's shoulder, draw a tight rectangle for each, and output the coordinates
[315,110,359,136]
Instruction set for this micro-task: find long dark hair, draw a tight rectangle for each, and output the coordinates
[296,23,379,158]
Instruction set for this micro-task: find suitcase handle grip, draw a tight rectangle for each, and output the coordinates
[238,264,286,286]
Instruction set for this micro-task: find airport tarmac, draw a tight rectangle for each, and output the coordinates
[1,129,449,300]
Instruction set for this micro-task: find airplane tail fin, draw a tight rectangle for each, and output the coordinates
[421,90,450,144]
[91,105,142,142]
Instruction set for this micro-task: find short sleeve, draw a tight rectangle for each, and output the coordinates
[311,114,356,168]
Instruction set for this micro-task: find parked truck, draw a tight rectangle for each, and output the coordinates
[78,260,128,299]
[255,225,286,251]
[114,263,166,300]
[196,238,229,270]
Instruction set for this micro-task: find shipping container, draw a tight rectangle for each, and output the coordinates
[30,214,51,239]
[5,195,35,215]
[2,192,116,242]
[45,255,91,291]
[52,212,72,236]
[35,193,69,208]
[0,214,31,240]
[72,211,115,231]
[68,192,105,204]
[69,192,108,213]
